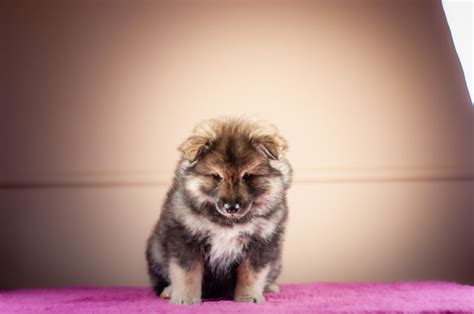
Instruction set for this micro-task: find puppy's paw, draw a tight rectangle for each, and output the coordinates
[234,293,265,304]
[169,295,201,305]
[160,285,171,299]
[264,283,280,293]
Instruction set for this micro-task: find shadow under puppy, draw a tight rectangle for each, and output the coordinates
[146,117,292,304]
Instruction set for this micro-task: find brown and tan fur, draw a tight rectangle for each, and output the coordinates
[146,117,292,304]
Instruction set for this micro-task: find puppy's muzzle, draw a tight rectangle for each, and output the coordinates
[223,202,240,214]
[216,199,251,218]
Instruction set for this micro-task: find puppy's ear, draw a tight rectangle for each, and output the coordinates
[179,136,209,162]
[253,134,288,160]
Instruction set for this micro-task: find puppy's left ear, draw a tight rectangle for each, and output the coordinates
[253,134,288,160]
[179,136,210,163]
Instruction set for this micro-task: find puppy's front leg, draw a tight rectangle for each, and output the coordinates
[169,257,203,305]
[234,259,270,303]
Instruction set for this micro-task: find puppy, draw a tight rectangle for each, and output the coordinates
[146,117,292,304]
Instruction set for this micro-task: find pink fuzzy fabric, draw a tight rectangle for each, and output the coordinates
[1,282,473,313]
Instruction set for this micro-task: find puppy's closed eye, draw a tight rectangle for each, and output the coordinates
[242,173,254,182]
[212,174,222,182]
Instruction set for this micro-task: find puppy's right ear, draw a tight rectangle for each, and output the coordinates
[179,136,209,163]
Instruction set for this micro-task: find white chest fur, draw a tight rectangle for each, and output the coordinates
[206,224,253,272]
[178,207,283,272]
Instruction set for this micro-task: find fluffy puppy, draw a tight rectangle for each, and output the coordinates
[146,117,292,304]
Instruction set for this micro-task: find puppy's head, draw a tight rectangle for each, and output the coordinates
[178,117,291,221]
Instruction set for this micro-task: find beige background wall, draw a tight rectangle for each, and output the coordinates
[1,0,473,289]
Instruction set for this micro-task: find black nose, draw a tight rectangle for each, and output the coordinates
[223,202,240,214]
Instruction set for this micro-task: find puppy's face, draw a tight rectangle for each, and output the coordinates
[179,118,291,221]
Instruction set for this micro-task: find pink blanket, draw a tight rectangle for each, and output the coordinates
[1,281,473,313]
